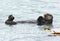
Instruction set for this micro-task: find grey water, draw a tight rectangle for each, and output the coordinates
[0,0,60,41]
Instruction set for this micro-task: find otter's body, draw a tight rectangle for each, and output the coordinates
[16,20,37,24]
[37,16,45,25]
[5,20,17,25]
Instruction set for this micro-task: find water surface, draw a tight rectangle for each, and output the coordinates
[0,0,60,41]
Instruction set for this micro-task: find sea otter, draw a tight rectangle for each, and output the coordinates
[37,13,53,25]
[5,15,17,25]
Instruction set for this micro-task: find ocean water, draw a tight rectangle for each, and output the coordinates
[0,0,60,41]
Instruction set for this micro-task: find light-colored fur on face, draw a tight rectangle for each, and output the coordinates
[44,13,53,20]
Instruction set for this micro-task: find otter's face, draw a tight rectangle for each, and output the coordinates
[44,14,53,20]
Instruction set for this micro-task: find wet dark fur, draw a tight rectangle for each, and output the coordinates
[37,16,45,25]
[5,15,17,25]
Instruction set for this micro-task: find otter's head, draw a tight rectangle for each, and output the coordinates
[44,13,53,20]
[8,15,14,21]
